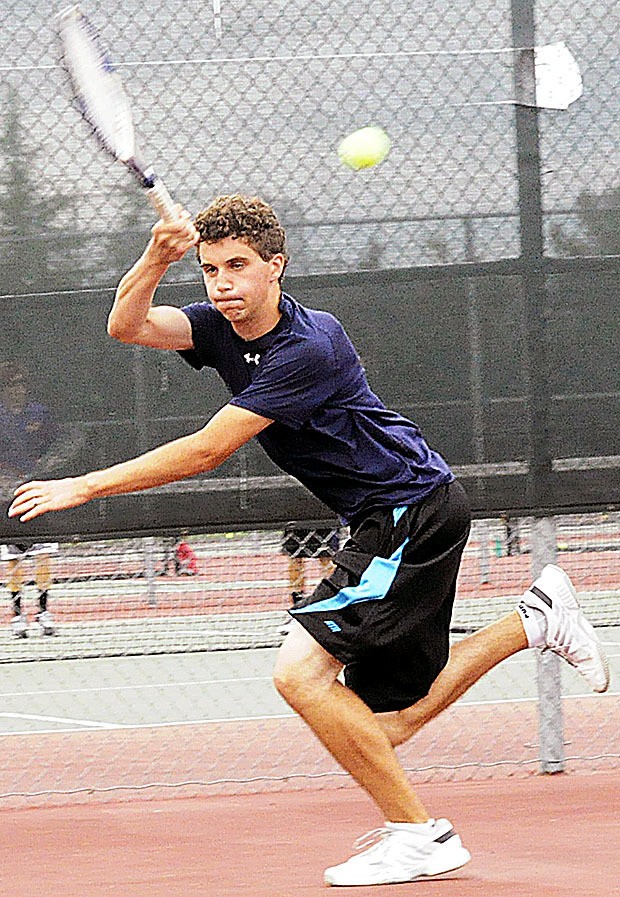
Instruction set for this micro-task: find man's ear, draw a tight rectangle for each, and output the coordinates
[268,253,286,282]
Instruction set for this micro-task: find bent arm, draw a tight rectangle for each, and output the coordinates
[108,208,199,349]
[8,405,272,522]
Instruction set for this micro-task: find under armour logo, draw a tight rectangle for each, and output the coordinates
[244,353,261,365]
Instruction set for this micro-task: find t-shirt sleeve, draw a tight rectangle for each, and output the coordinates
[177,302,218,370]
[230,336,337,429]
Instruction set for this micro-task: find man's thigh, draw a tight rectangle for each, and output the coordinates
[274,620,343,688]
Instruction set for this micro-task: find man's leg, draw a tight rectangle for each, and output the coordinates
[34,553,55,636]
[274,621,472,887]
[378,611,527,746]
[274,620,430,823]
[378,563,610,747]
[274,564,608,886]
[275,612,530,808]
[7,556,24,615]
[288,555,305,596]
[6,552,28,639]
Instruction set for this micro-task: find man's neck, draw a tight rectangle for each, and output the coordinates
[232,291,282,341]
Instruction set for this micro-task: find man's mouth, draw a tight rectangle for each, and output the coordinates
[216,297,244,312]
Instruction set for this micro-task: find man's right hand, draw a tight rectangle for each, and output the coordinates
[108,204,197,349]
[147,205,200,265]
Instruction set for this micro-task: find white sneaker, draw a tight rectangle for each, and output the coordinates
[11,614,28,639]
[324,819,471,886]
[519,564,609,693]
[36,611,55,636]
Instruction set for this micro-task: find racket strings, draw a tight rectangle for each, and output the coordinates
[59,9,136,163]
[57,5,175,219]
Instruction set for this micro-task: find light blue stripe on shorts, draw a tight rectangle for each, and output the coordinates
[293,506,409,614]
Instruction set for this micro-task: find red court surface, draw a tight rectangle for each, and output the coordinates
[0,771,617,897]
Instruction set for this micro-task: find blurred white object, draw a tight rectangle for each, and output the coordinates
[464,41,583,111]
[530,41,583,110]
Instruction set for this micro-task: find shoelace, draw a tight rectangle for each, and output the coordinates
[546,604,589,665]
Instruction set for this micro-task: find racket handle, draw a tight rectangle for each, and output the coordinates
[145,179,176,220]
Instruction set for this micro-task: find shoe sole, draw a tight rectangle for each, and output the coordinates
[419,843,472,879]
[540,565,610,693]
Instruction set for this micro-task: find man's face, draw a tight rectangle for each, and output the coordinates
[198,236,284,327]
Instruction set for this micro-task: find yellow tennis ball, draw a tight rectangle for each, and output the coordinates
[338,126,391,170]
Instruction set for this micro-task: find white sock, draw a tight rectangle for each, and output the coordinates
[517,598,547,648]
[387,819,436,833]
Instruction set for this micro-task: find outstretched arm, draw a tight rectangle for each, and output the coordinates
[107,206,199,349]
[8,405,272,523]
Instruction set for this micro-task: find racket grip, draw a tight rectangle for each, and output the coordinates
[146,179,176,220]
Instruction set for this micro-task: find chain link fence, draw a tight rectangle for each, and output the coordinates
[0,1,618,807]
[0,0,618,538]
[0,514,617,808]
[1,1,619,291]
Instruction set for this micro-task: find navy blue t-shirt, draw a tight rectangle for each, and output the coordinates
[179,292,453,522]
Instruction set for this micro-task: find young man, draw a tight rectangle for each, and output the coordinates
[8,195,609,887]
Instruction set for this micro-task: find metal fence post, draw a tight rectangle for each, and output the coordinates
[477,520,491,584]
[530,517,565,773]
[143,536,157,607]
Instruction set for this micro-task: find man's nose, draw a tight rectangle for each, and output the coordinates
[214,271,233,292]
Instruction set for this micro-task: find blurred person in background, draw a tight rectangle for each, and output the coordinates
[280,523,339,635]
[0,362,58,637]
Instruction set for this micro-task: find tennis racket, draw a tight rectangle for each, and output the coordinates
[57,5,175,220]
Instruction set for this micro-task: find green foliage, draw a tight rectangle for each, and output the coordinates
[0,88,77,295]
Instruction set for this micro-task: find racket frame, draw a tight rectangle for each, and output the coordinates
[57,5,175,219]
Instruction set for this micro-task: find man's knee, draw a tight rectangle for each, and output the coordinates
[273,658,310,707]
[273,626,342,709]
[274,656,340,720]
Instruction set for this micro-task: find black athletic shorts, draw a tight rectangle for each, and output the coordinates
[289,480,471,713]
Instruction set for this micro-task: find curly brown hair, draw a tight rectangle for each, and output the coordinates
[194,195,289,279]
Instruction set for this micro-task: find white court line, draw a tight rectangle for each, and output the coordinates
[0,676,272,699]
[0,692,617,737]
[0,713,294,737]
[1,651,619,698]
[4,650,619,699]
[0,712,117,729]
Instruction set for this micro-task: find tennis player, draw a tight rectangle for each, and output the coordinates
[8,195,609,886]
